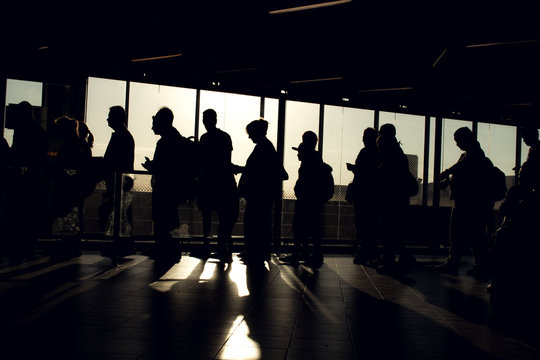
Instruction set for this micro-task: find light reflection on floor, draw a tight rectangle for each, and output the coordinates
[220,315,261,360]
[228,257,251,297]
[148,256,203,292]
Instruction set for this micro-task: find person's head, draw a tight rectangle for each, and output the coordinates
[302,131,318,151]
[202,109,217,131]
[14,101,35,129]
[152,107,174,135]
[377,124,399,155]
[521,125,539,146]
[55,116,78,141]
[378,123,396,138]
[246,119,268,144]
[453,127,475,151]
[363,127,378,147]
[107,106,127,131]
[77,120,94,148]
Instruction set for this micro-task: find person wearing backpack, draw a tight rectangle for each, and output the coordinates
[375,124,416,275]
[280,131,332,267]
[437,127,495,279]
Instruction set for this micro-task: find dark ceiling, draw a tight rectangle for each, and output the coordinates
[3,1,540,124]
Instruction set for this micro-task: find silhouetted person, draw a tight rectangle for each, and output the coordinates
[77,119,95,151]
[489,125,540,318]
[238,119,288,266]
[518,125,540,193]
[376,124,416,275]
[4,101,48,261]
[142,107,195,265]
[280,131,330,267]
[197,109,239,263]
[347,127,381,265]
[438,127,494,279]
[99,106,135,234]
[0,136,11,250]
[50,116,93,258]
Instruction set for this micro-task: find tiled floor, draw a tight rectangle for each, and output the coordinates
[1,248,539,359]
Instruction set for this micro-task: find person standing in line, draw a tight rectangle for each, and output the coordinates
[49,116,92,259]
[238,119,288,266]
[347,127,381,265]
[197,109,239,263]
[98,106,135,256]
[99,106,135,233]
[142,107,196,266]
[518,125,540,193]
[5,101,48,262]
[438,127,494,279]
[375,123,416,275]
[280,131,332,267]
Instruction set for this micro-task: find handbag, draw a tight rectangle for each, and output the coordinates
[406,172,419,197]
[345,182,357,203]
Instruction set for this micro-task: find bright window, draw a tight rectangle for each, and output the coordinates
[4,79,43,146]
[283,100,320,199]
[379,112,426,205]
[85,77,127,157]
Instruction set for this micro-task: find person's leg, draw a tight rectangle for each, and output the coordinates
[216,197,238,263]
[438,207,463,274]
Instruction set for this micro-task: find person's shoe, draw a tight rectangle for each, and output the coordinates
[279,254,300,264]
[437,262,459,275]
[397,254,416,273]
[466,266,482,276]
[218,252,233,264]
[376,263,398,276]
[306,253,324,268]
[467,266,490,282]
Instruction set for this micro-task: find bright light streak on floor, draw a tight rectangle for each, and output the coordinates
[199,261,217,281]
[149,257,202,292]
[229,257,250,297]
[220,315,261,360]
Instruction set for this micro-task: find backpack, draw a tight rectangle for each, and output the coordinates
[488,165,508,202]
[319,162,335,202]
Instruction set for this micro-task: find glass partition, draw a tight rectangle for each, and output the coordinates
[199,91,269,171]
[440,118,473,206]
[379,112,426,205]
[427,117,436,206]
[85,77,127,157]
[323,105,375,199]
[128,82,197,172]
[477,122,517,208]
[283,100,320,199]
[4,79,43,146]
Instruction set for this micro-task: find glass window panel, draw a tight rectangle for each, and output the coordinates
[128,82,197,171]
[477,123,516,175]
[283,100,320,199]
[199,91,266,171]
[323,105,374,200]
[379,112,425,205]
[440,118,473,206]
[4,79,43,146]
[263,97,279,149]
[158,85,197,138]
[85,77,127,157]
[428,117,436,206]
[521,137,530,167]
[478,122,517,208]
